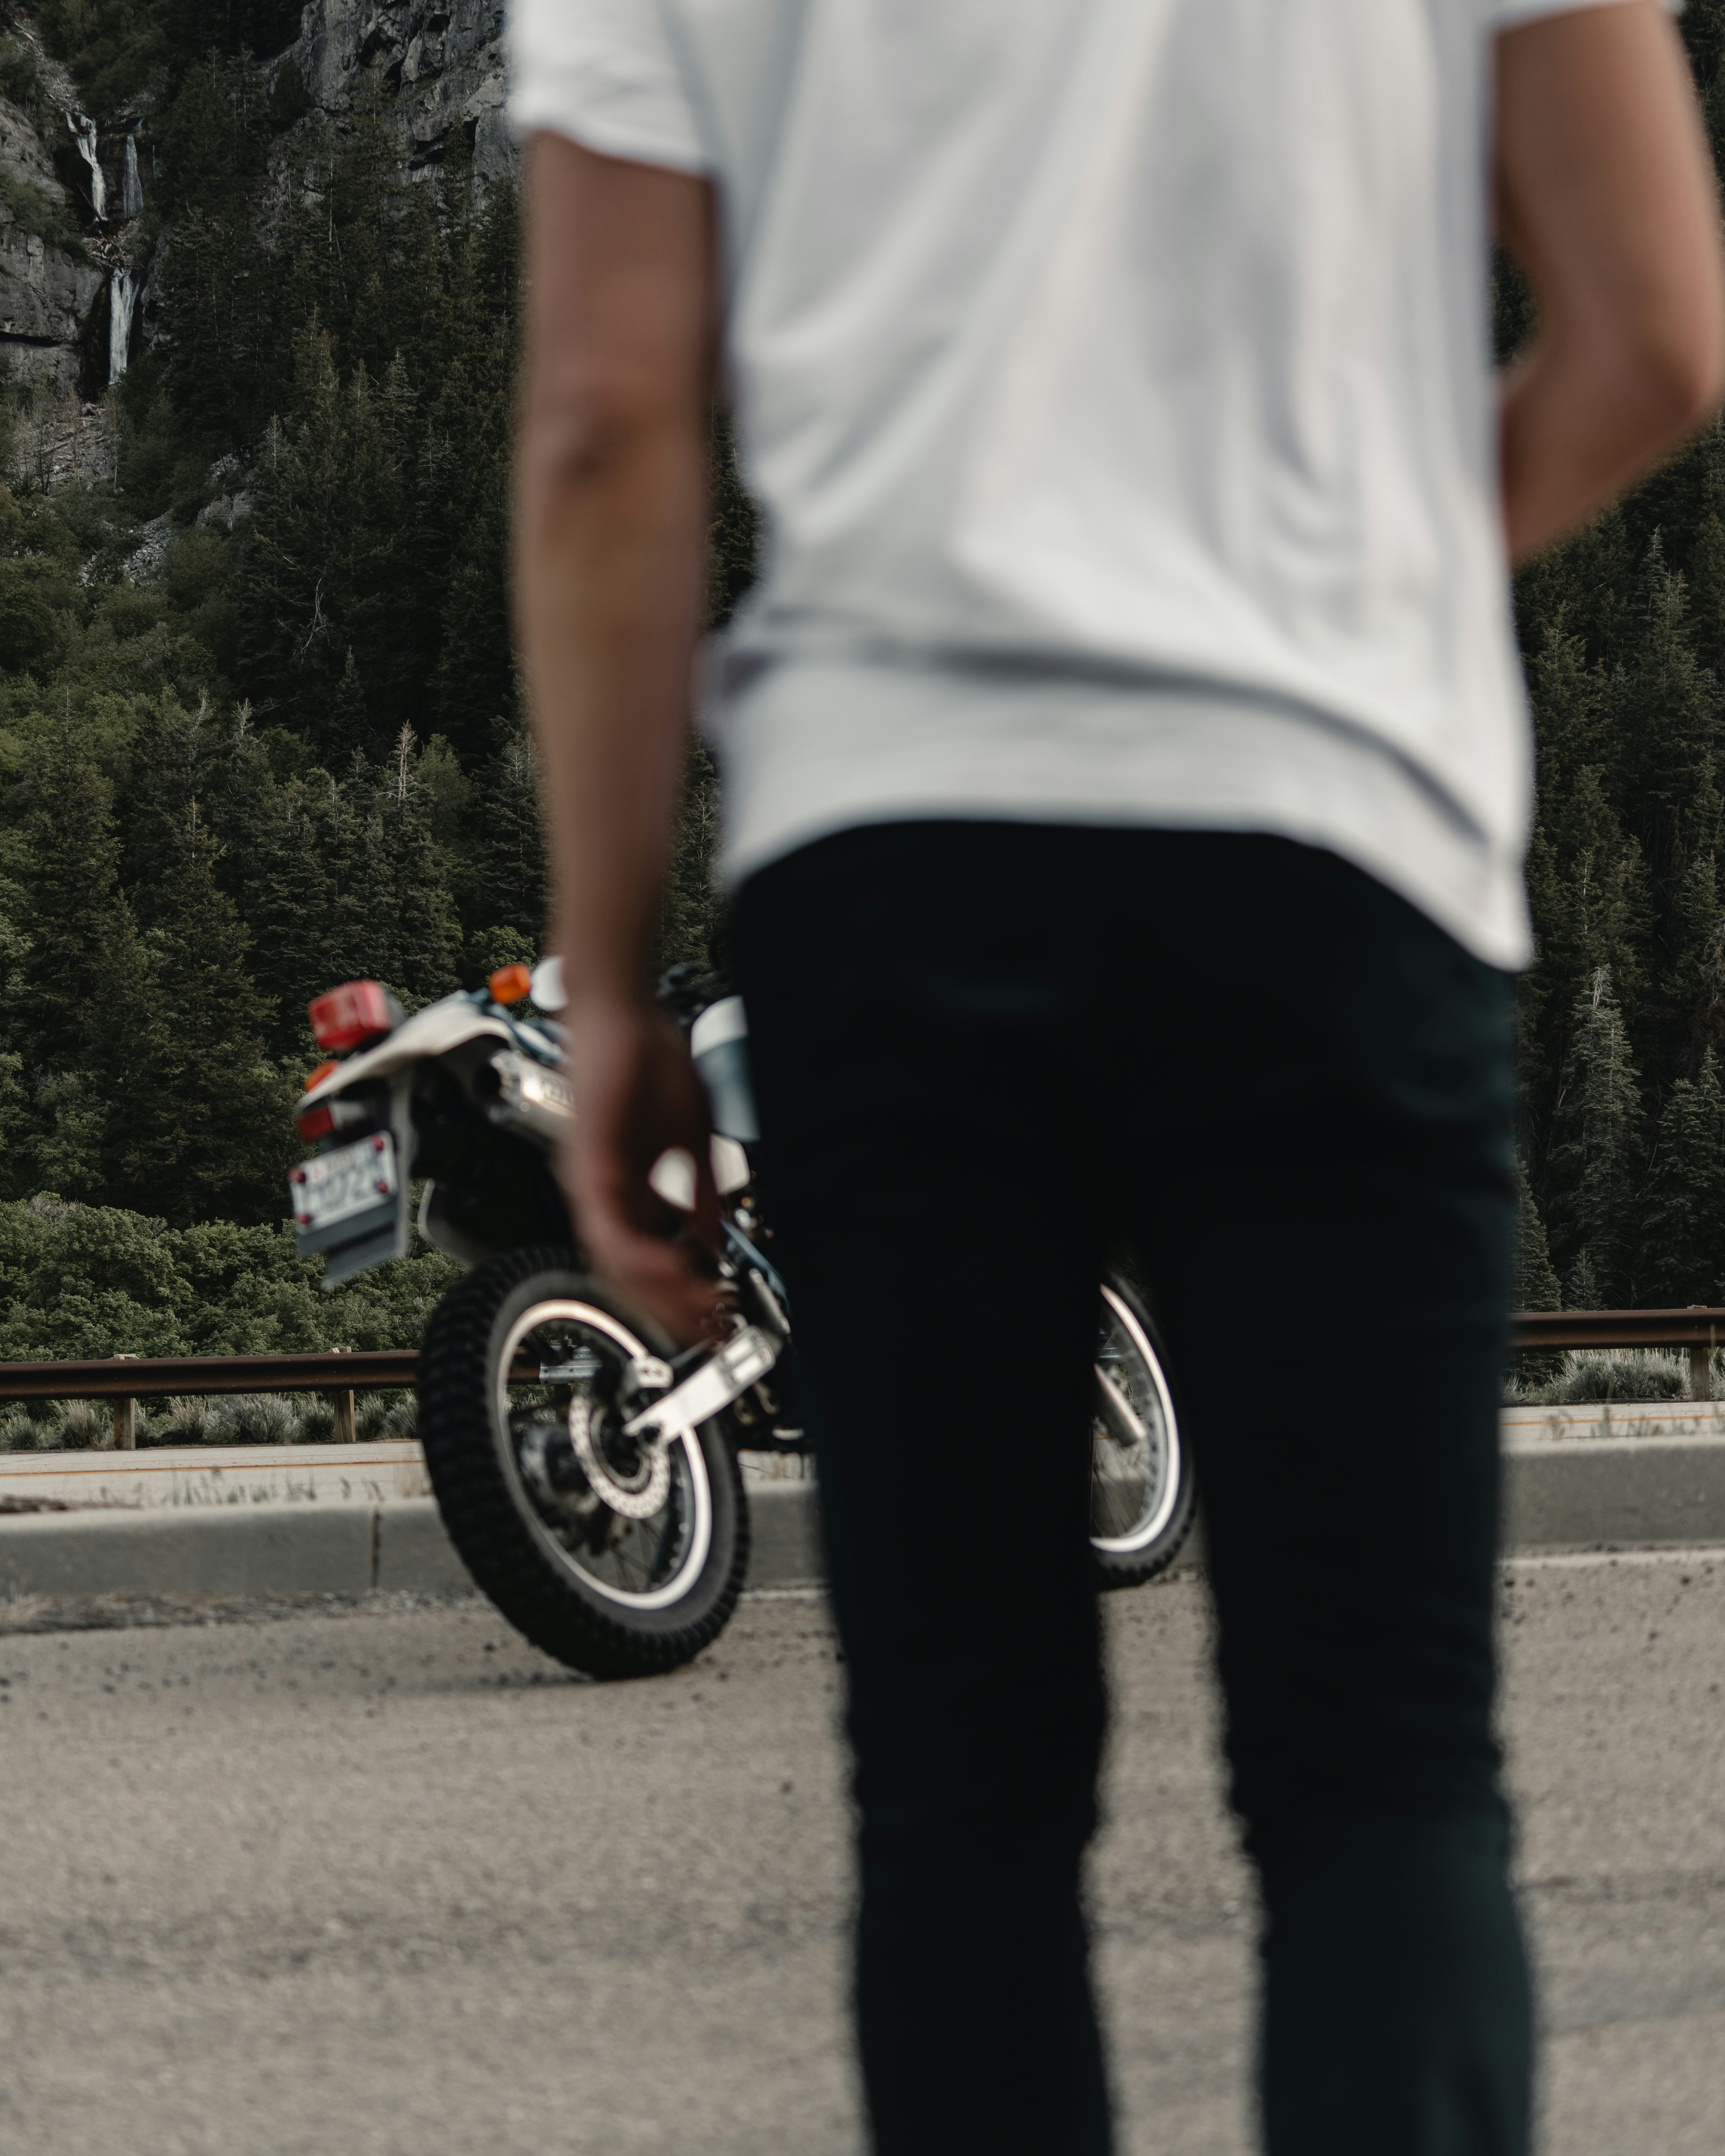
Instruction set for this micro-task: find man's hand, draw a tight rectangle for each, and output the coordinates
[559,996,725,1344]
[1496,2,1725,562]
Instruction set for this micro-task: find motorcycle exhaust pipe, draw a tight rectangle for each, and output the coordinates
[476,1049,575,1144]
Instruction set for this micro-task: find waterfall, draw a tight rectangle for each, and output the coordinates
[108,268,135,385]
[121,131,142,218]
[66,110,106,220]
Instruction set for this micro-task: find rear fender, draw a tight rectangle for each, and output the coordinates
[301,995,524,1111]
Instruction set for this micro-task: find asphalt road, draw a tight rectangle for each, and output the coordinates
[0,1555,1721,2155]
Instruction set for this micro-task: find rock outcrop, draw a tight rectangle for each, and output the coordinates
[0,89,104,394]
[0,0,514,416]
[276,1,513,183]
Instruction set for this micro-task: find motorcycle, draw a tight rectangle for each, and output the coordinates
[289,961,1196,1678]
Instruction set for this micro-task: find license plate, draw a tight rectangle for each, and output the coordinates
[289,1132,399,1234]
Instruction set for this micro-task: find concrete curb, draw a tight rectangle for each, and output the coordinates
[0,1484,825,1605]
[7,1446,1725,1609]
[0,1501,379,1601]
[1503,1438,1725,1550]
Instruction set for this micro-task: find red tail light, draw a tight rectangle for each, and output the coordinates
[296,1103,337,1142]
[308,980,394,1053]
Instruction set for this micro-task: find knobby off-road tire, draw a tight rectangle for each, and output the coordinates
[418,1248,749,1679]
[1090,1271,1196,1590]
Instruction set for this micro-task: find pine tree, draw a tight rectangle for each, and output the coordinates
[16,725,126,1078]
[422,354,517,760]
[1610,539,1725,892]
[118,692,220,919]
[377,729,462,1007]
[324,649,371,767]
[103,805,288,1225]
[461,724,548,964]
[1511,1148,1565,1381]
[156,56,278,446]
[1680,422,1725,680]
[249,343,407,744]
[1638,1046,1725,1307]
[1545,966,1645,1308]
[657,739,724,973]
[319,774,401,992]
[83,895,172,1206]
[708,413,759,630]
[1514,505,1637,684]
[1513,1151,1563,1314]
[1665,850,1725,1079]
[222,760,339,1063]
[1518,768,1652,1161]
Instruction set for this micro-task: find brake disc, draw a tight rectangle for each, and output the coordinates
[567,1391,672,1520]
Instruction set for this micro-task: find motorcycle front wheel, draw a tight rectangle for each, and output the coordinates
[1090,1272,1196,1588]
[417,1248,749,1679]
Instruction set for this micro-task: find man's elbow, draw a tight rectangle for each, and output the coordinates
[521,372,697,507]
[1619,302,1725,450]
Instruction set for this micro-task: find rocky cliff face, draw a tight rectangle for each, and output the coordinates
[277,0,513,183]
[0,0,515,414]
[0,65,106,395]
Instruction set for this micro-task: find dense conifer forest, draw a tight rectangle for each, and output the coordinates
[1506,0,1725,1315]
[0,3,750,1360]
[5,0,1725,1371]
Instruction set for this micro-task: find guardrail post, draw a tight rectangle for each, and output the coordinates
[330,1348,356,1443]
[1692,1342,1712,1403]
[111,1353,140,1449]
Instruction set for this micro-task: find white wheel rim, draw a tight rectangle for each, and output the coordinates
[494,1299,714,1610]
[1091,1284,1182,1554]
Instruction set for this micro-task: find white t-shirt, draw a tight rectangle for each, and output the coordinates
[510,0,1675,970]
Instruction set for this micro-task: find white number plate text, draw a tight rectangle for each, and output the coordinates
[289,1132,399,1234]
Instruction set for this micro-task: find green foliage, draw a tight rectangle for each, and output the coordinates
[1512,1151,1561,1315]
[12,719,126,1080]
[708,414,759,630]
[1638,1046,1725,1307]
[1509,1149,1564,1383]
[35,0,301,109]
[0,30,51,126]
[97,801,288,1223]
[0,1193,459,1361]
[1504,1347,1700,1408]
[0,0,752,1353]
[0,162,88,258]
[0,563,66,675]
[1518,411,1725,1307]
[1544,967,1643,1308]
[460,724,548,972]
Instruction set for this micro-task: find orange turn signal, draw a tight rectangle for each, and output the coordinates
[304,1059,340,1092]
[488,964,532,1005]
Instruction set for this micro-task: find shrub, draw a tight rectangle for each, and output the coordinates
[1504,1347,1702,1406]
[0,1195,461,1363]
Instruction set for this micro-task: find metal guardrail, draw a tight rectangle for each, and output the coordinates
[0,1348,557,1449]
[4,1306,1725,1450]
[1510,1307,1725,1350]
[0,1350,418,1449]
[1511,1306,1725,1402]
[0,1351,419,1400]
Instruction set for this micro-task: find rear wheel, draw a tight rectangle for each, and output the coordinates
[418,1248,748,1678]
[1090,1273,1195,1588]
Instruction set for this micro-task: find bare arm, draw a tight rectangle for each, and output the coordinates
[1496,2,1725,563]
[515,133,722,1339]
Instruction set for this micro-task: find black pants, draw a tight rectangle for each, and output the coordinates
[735,824,1531,2156]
